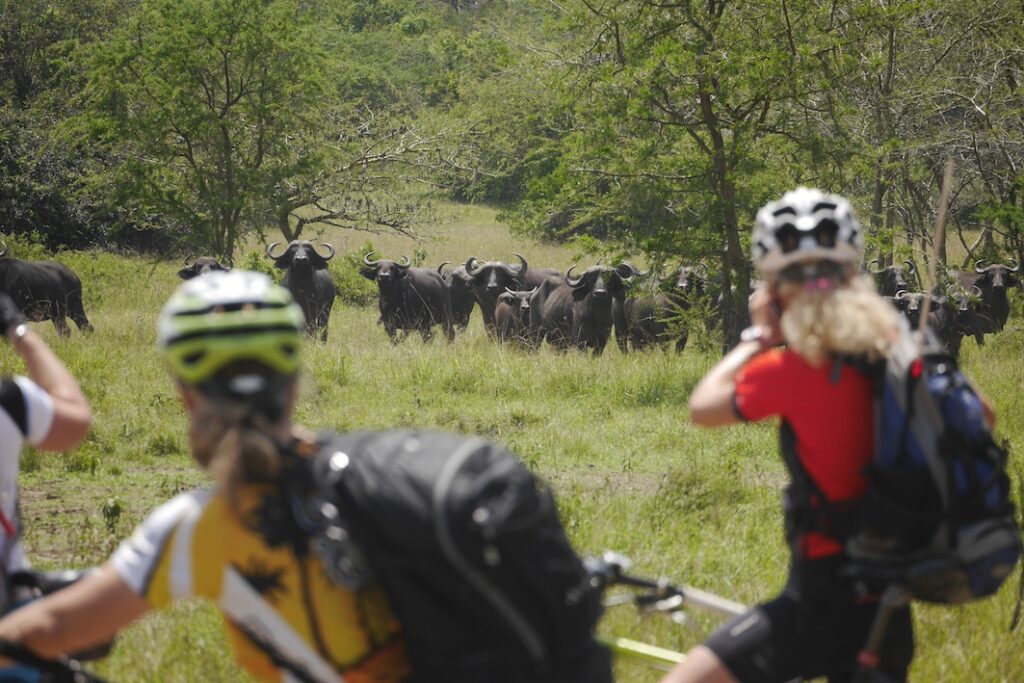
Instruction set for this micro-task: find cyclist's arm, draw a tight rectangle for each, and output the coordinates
[0,564,148,663]
[9,326,91,451]
[689,340,766,426]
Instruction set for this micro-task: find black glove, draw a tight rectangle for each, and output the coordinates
[0,292,26,339]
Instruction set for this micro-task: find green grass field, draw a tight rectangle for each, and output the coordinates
[4,205,1023,682]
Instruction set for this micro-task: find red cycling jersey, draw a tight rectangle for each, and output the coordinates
[734,348,874,558]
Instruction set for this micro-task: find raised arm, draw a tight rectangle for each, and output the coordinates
[0,293,91,451]
[688,285,780,427]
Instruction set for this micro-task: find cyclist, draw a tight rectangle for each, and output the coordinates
[0,271,411,681]
[664,188,925,683]
[0,291,92,606]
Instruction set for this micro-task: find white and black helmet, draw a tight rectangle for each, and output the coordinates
[751,187,862,273]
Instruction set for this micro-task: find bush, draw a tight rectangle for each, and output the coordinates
[237,250,278,279]
[333,241,379,306]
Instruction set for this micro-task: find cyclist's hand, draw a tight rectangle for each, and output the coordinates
[748,284,783,346]
[0,292,26,339]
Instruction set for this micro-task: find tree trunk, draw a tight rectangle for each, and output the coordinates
[697,77,748,351]
[278,207,298,242]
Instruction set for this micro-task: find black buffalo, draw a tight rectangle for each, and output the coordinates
[0,242,92,336]
[461,254,560,335]
[891,290,965,358]
[494,287,537,347]
[178,256,230,279]
[950,260,1020,342]
[616,265,713,352]
[361,253,454,343]
[437,262,477,331]
[529,263,636,354]
[266,240,335,342]
[870,259,920,297]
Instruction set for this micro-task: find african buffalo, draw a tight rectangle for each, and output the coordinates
[529,263,636,354]
[178,256,230,279]
[266,240,335,342]
[494,287,538,347]
[361,253,454,343]
[437,262,477,331]
[616,264,714,352]
[950,260,1020,342]
[891,290,964,358]
[461,254,560,335]
[870,259,920,297]
[0,242,92,336]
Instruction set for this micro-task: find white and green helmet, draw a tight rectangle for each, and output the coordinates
[158,270,305,386]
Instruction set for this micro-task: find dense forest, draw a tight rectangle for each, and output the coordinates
[2,0,1024,337]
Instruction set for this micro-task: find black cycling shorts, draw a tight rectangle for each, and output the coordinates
[704,558,914,683]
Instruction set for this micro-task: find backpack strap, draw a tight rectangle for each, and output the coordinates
[779,420,861,558]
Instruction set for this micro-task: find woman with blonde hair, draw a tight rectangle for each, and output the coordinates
[0,271,411,681]
[664,188,923,683]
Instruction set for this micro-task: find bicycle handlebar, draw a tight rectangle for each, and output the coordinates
[587,551,747,618]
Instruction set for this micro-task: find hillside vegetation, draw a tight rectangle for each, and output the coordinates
[5,206,1022,682]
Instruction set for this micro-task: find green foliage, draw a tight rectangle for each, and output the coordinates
[72,0,333,259]
[332,241,379,306]
[237,250,277,279]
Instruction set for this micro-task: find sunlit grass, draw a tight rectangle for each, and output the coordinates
[5,204,1022,682]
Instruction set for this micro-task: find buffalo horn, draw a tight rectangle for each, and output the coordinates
[512,252,528,277]
[315,242,335,261]
[266,242,286,259]
[615,262,638,283]
[1007,259,1020,273]
[975,259,990,274]
[972,285,983,297]
[0,241,7,258]
[362,251,380,267]
[183,255,192,267]
[894,290,908,300]
[505,286,518,294]
[904,259,918,274]
[465,257,482,276]
[396,255,411,269]
[437,261,450,275]
[565,265,586,288]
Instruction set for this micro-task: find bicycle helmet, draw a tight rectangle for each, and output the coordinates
[158,270,304,393]
[752,187,862,274]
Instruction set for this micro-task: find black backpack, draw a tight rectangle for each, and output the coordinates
[283,429,611,683]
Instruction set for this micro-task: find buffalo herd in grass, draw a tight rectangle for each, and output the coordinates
[0,238,1019,360]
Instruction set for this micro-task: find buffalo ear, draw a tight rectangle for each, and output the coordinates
[273,255,291,270]
[177,267,196,280]
[359,267,377,281]
[309,252,329,270]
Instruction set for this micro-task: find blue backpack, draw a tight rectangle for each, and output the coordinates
[846,327,1022,604]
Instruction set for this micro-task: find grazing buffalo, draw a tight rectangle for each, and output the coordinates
[178,256,230,279]
[266,240,335,342]
[437,262,477,331]
[530,263,636,354]
[870,259,920,297]
[0,242,92,336]
[494,287,537,347]
[950,260,1020,342]
[461,254,560,335]
[361,253,454,343]
[891,290,965,358]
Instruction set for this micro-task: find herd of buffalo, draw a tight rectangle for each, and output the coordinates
[0,238,1019,360]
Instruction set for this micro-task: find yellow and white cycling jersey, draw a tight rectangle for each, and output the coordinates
[111,484,410,683]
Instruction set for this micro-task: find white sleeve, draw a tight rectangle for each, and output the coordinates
[110,489,212,597]
[12,376,55,446]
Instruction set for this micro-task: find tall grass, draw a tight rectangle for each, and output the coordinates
[5,205,1022,682]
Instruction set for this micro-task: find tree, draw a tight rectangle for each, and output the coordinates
[508,0,843,346]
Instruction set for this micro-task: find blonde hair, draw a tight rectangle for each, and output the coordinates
[780,274,899,366]
[188,396,286,509]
